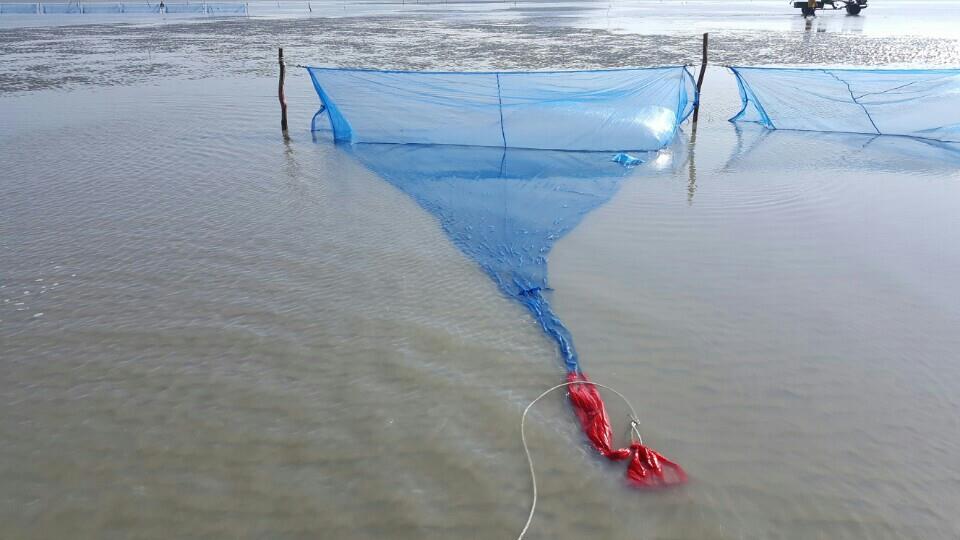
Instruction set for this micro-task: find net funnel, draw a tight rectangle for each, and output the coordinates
[163,2,205,12]
[344,143,687,488]
[347,144,630,375]
[307,65,694,489]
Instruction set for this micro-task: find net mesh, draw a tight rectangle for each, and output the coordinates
[0,3,38,13]
[346,143,687,485]
[308,66,696,152]
[163,2,205,13]
[119,3,162,13]
[314,69,691,485]
[41,2,81,13]
[81,3,124,13]
[730,67,960,143]
[347,144,636,372]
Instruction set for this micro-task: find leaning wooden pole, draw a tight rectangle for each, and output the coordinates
[692,32,708,125]
[279,47,289,133]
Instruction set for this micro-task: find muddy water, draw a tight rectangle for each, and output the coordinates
[2,3,960,539]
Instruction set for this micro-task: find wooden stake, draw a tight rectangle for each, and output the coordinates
[692,32,708,125]
[279,47,288,133]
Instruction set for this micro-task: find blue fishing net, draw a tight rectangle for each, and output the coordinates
[81,3,123,13]
[0,3,39,13]
[41,2,81,13]
[730,67,960,143]
[346,144,648,372]
[308,67,693,481]
[163,2,205,12]
[119,3,161,13]
[308,67,694,371]
[308,66,696,152]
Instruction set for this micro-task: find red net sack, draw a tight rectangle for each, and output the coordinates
[566,372,687,488]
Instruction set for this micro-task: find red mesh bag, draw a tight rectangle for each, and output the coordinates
[626,442,688,488]
[566,371,687,488]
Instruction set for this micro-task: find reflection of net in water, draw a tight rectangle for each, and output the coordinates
[730,67,960,143]
[725,123,960,174]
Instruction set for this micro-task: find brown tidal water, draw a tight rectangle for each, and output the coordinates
[2,3,960,539]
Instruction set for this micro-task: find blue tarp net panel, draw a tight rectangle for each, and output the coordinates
[163,2,204,12]
[0,3,39,13]
[308,66,697,152]
[311,69,691,483]
[81,3,121,13]
[730,67,960,143]
[120,2,161,12]
[41,2,80,13]
[346,144,645,372]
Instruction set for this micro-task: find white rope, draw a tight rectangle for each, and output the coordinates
[517,380,643,540]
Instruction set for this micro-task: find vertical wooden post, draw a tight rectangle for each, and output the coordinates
[278,47,288,133]
[692,32,708,124]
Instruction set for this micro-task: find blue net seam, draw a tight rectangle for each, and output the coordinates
[495,73,507,148]
[823,69,881,135]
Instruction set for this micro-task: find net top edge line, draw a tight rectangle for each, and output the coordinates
[729,66,960,74]
[303,65,690,76]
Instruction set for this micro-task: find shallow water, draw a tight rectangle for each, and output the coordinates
[2,3,960,539]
